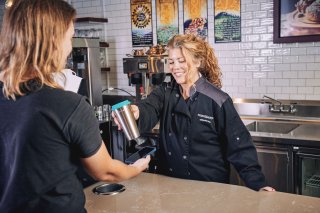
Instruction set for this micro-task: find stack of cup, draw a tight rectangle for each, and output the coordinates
[112,100,141,143]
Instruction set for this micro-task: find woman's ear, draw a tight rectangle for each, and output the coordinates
[195,59,201,69]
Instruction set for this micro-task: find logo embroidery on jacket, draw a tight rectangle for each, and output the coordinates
[198,114,214,124]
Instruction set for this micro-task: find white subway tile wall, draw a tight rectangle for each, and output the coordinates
[0,0,318,100]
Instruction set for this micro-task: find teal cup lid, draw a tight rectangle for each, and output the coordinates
[111,100,131,111]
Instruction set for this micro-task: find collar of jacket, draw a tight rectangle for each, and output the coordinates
[171,76,206,100]
[190,76,206,100]
[169,76,206,118]
[168,75,207,95]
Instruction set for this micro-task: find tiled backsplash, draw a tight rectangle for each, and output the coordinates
[1,0,319,100]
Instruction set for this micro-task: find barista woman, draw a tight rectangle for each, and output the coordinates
[0,0,150,212]
[114,34,274,192]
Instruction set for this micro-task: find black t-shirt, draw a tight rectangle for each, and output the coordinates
[0,82,102,213]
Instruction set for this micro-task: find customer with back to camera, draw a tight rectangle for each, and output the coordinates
[113,34,275,192]
[0,0,150,212]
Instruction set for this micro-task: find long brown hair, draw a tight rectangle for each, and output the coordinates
[0,0,76,99]
[167,34,222,88]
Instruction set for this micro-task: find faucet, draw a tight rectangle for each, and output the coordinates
[263,95,282,112]
[263,95,282,105]
[262,95,297,114]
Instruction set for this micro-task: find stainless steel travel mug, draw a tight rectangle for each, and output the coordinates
[112,100,140,142]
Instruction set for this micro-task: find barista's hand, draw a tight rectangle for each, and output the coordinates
[111,104,140,130]
[130,104,140,120]
[259,186,276,192]
[130,155,150,172]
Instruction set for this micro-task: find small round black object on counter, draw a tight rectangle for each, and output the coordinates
[92,183,125,195]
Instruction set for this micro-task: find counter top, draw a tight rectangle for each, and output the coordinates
[84,173,320,213]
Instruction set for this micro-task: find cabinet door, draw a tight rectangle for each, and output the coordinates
[294,147,320,198]
[256,145,292,193]
[230,145,292,193]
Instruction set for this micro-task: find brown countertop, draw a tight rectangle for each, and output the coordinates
[84,173,320,213]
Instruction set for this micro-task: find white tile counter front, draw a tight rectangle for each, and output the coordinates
[84,173,320,213]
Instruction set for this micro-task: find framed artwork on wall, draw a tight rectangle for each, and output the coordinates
[130,0,153,46]
[183,0,208,40]
[214,0,241,43]
[156,0,179,45]
[273,0,320,43]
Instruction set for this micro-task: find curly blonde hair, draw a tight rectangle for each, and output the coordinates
[167,34,222,88]
[0,0,76,100]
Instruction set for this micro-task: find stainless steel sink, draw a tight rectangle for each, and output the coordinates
[246,121,300,134]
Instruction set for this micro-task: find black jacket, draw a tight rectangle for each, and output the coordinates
[137,76,266,191]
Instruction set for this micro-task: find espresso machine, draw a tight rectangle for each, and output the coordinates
[68,38,103,106]
[123,55,171,99]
